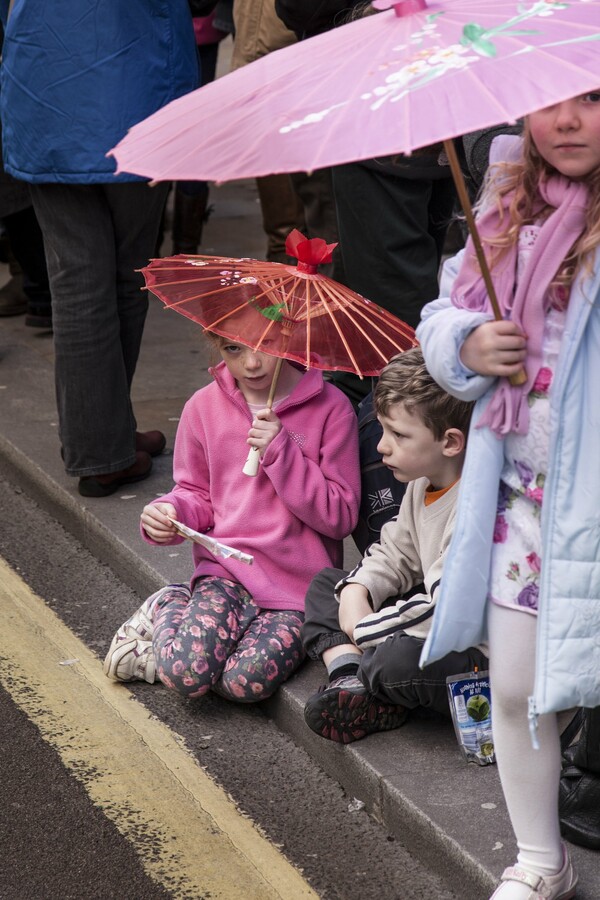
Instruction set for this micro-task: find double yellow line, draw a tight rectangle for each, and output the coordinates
[0,557,316,899]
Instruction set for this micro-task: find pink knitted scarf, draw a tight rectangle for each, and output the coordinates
[451,174,588,436]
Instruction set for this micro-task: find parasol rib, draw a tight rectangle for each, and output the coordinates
[312,281,363,375]
[322,282,416,357]
[305,277,311,368]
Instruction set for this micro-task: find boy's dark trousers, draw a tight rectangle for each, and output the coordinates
[303,568,488,717]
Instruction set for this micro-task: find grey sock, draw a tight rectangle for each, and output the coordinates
[326,652,361,680]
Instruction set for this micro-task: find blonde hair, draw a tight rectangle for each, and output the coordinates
[478,121,600,292]
[374,348,473,440]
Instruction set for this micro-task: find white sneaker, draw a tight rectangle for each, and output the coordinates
[490,844,578,899]
[103,584,189,683]
[103,637,156,683]
[114,584,188,643]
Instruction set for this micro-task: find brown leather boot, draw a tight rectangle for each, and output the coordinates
[135,430,166,457]
[78,451,152,498]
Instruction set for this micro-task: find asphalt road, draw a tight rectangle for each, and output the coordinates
[0,473,460,900]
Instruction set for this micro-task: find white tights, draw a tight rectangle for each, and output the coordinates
[488,602,564,878]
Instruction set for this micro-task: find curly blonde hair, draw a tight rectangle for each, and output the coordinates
[478,120,600,292]
[374,348,473,440]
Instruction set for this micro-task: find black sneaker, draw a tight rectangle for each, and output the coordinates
[304,675,407,744]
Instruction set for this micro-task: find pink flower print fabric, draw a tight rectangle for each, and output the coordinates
[488,302,565,616]
[531,366,552,396]
[506,552,541,609]
[152,577,305,701]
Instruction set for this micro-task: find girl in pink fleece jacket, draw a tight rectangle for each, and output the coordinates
[104,338,360,703]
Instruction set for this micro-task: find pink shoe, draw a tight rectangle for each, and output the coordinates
[490,844,577,899]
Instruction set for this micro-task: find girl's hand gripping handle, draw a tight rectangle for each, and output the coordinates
[242,357,283,478]
[243,408,283,476]
[460,320,527,380]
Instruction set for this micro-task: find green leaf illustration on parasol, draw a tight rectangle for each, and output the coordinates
[249,298,285,321]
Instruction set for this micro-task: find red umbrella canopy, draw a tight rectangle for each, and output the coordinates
[142,231,417,377]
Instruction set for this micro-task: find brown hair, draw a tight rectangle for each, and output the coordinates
[374,348,473,440]
[203,330,227,348]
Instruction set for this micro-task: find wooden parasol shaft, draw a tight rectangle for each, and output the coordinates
[266,356,285,407]
[443,139,527,387]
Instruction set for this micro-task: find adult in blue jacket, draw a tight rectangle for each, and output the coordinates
[0,1,199,496]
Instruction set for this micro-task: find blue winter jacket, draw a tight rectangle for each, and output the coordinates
[0,1,199,183]
[417,250,600,722]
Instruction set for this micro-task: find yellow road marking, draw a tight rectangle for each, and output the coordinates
[0,557,316,899]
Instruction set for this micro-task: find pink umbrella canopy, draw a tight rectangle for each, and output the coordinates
[110,0,600,182]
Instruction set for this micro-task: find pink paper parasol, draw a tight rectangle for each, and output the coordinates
[110,0,600,182]
[116,0,600,386]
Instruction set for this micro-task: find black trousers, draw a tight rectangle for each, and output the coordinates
[303,568,487,717]
[3,204,51,307]
[329,159,456,406]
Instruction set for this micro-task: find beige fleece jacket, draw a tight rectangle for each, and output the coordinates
[336,477,459,643]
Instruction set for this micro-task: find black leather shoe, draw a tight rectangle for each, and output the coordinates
[78,451,152,498]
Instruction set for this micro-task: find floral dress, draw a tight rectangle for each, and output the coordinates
[489,225,567,616]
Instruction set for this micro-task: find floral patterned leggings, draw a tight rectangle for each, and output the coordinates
[152,577,305,703]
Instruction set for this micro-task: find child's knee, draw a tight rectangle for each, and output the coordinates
[217,645,297,702]
[361,657,409,696]
[491,672,529,717]
[217,668,276,703]
[156,658,213,699]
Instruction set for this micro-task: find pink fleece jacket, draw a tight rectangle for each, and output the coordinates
[142,362,360,611]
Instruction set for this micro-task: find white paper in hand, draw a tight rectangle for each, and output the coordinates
[168,518,253,565]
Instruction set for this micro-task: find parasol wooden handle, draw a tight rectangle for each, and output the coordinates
[242,357,284,477]
[443,140,527,388]
[242,447,261,477]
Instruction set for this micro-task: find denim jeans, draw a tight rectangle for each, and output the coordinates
[30,181,169,476]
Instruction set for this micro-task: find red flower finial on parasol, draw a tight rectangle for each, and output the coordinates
[285,229,338,275]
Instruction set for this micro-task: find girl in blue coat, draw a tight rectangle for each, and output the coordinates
[417,92,600,900]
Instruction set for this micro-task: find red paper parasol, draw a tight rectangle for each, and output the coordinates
[142,231,416,376]
[142,230,417,473]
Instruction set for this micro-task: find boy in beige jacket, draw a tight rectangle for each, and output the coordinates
[303,348,487,743]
